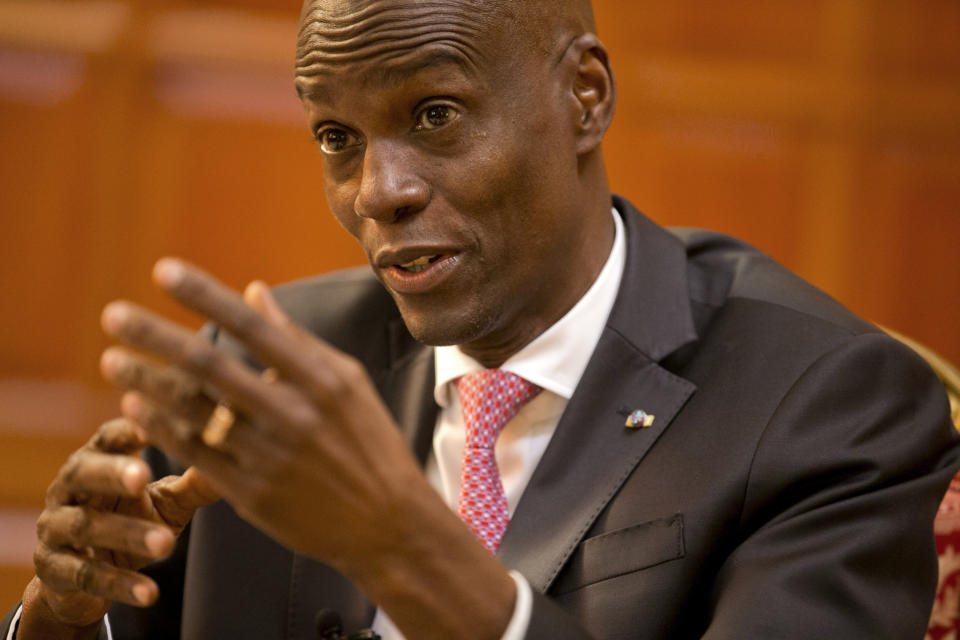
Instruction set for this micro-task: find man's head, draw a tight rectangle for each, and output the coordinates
[295,0,616,367]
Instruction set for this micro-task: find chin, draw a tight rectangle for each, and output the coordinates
[397,303,492,349]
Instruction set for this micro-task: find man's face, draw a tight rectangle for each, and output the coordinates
[295,0,596,364]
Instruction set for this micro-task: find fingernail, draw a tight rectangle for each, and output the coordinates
[100,348,124,376]
[101,302,128,334]
[122,462,146,493]
[243,281,262,304]
[132,582,153,605]
[121,392,142,416]
[153,258,185,288]
[145,529,172,556]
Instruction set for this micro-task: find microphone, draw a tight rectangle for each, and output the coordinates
[315,609,344,640]
[315,609,382,640]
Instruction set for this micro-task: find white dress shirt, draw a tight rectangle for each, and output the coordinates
[9,209,625,640]
[373,208,626,639]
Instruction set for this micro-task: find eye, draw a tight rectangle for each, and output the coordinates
[316,126,360,154]
[415,104,458,131]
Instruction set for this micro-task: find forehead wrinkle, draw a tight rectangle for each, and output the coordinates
[298,1,497,34]
[296,3,492,73]
[297,2,493,44]
[295,48,474,102]
[296,31,480,76]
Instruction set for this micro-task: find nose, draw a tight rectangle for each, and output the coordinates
[353,140,430,223]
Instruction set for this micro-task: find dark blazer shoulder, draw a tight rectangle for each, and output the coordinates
[661,223,941,429]
[669,225,875,337]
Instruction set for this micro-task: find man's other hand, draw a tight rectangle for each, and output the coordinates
[20,418,218,637]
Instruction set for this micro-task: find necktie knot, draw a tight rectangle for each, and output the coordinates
[455,369,541,553]
[456,369,542,449]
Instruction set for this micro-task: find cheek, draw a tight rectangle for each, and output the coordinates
[323,172,362,239]
[471,98,573,206]
[443,135,536,214]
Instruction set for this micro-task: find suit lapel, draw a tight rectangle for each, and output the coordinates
[379,318,438,465]
[497,199,699,592]
[497,335,695,591]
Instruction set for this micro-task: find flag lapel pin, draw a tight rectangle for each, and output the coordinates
[624,409,655,429]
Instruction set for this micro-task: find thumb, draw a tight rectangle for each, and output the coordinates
[149,467,221,532]
[244,280,315,345]
[243,280,290,329]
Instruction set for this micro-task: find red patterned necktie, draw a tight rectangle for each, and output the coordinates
[456,369,542,553]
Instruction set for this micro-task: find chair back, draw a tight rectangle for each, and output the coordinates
[883,327,960,429]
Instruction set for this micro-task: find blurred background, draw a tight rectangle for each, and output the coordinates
[1,0,958,606]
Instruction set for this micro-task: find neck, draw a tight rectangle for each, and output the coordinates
[461,186,615,369]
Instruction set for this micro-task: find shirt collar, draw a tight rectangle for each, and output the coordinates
[434,207,626,406]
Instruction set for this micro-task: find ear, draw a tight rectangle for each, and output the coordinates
[567,33,616,155]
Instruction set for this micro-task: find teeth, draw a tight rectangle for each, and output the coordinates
[399,255,437,273]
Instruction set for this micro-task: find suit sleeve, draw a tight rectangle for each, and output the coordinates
[701,332,960,638]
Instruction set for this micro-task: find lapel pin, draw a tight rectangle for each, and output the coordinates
[625,409,655,429]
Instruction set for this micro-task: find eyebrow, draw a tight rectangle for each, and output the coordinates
[295,50,474,103]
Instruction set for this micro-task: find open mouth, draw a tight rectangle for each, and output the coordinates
[396,254,443,273]
[380,251,460,294]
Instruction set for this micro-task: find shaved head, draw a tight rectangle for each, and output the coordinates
[297,0,596,69]
[484,0,596,55]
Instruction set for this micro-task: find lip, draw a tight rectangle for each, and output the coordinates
[374,245,459,269]
[376,249,462,295]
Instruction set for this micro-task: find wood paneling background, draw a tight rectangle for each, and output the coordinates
[1,0,957,609]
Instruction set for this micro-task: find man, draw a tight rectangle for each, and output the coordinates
[5,0,960,638]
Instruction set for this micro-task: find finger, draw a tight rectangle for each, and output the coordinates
[87,417,147,455]
[243,281,339,359]
[37,506,175,560]
[100,347,214,424]
[121,381,288,462]
[155,260,345,397]
[34,543,157,607]
[244,281,295,333]
[48,451,150,506]
[121,392,254,490]
[148,468,221,530]
[244,281,383,423]
[101,300,300,428]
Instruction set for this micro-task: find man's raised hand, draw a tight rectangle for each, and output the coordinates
[98,258,433,570]
[97,259,516,639]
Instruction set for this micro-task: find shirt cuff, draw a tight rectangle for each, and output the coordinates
[6,605,112,640]
[6,606,20,640]
[501,570,532,640]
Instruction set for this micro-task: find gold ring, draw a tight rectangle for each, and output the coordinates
[201,368,278,449]
[202,403,236,448]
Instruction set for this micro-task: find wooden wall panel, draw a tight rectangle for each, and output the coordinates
[0,74,94,378]
[852,144,960,352]
[610,1,826,64]
[606,115,807,268]
[595,0,960,364]
[1,0,958,611]
[871,0,960,80]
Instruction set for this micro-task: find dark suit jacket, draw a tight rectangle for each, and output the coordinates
[6,198,959,639]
